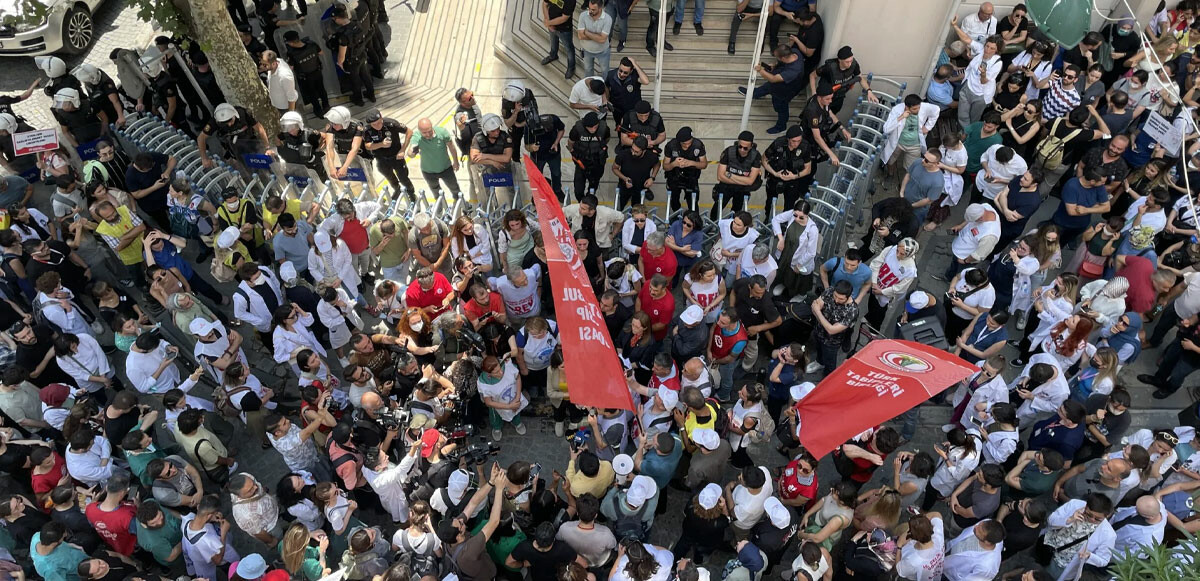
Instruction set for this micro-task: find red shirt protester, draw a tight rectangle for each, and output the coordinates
[405,273,455,318]
[1117,255,1158,314]
[30,451,67,503]
[640,244,678,285]
[86,501,138,555]
[462,291,506,325]
[638,284,676,341]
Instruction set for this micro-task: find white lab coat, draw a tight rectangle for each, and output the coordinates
[1010,353,1070,423]
[1047,499,1116,572]
[1110,504,1168,558]
[449,222,494,268]
[952,372,1009,430]
[308,238,361,293]
[232,266,284,333]
[881,102,941,164]
[942,522,1003,581]
[272,311,326,363]
[621,217,659,256]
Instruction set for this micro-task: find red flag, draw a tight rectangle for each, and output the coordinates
[522,156,635,411]
[795,339,976,458]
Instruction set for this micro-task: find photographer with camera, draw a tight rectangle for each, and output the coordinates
[346,364,394,410]
[352,392,404,460]
[410,364,457,425]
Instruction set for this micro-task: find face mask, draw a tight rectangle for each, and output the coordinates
[411,321,424,332]
[1117,28,1132,35]
[253,277,266,286]
[225,201,240,210]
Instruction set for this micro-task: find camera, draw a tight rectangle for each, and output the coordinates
[445,436,500,466]
[375,406,410,431]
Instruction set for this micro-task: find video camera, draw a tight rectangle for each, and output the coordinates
[503,80,545,144]
[374,405,410,431]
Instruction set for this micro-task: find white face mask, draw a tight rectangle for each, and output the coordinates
[411,321,424,332]
[225,201,240,210]
[253,276,266,286]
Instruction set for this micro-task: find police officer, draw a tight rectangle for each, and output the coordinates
[276,111,329,183]
[453,87,482,156]
[238,24,269,65]
[712,130,763,219]
[567,111,610,201]
[501,81,533,163]
[51,88,105,147]
[142,52,189,130]
[802,82,851,167]
[527,113,566,201]
[72,64,125,130]
[198,103,272,169]
[809,45,875,114]
[34,56,82,98]
[617,100,666,154]
[283,30,329,117]
[470,114,515,205]
[328,4,375,106]
[662,126,707,213]
[189,52,227,109]
[605,57,648,127]
[154,36,205,125]
[762,125,813,214]
[324,106,368,182]
[362,108,416,200]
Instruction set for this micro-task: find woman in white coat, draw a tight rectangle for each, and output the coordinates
[881,96,940,172]
[232,263,284,335]
[55,332,120,405]
[317,286,363,366]
[272,303,326,372]
[309,231,361,300]
[621,206,659,257]
[448,215,494,274]
[715,211,759,276]
[923,426,981,511]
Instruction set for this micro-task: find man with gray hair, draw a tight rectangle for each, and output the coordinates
[320,197,382,283]
[490,263,543,325]
[737,243,778,288]
[407,213,452,274]
[638,231,678,284]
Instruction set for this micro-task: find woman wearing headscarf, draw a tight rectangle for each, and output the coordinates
[1097,312,1143,366]
[1077,277,1129,328]
[865,238,919,330]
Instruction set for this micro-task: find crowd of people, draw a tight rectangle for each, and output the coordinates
[3,0,1200,581]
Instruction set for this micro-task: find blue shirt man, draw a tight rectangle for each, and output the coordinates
[636,432,683,490]
[1052,171,1110,243]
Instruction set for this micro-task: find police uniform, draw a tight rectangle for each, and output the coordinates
[617,108,665,154]
[200,106,264,157]
[763,134,814,213]
[43,75,82,98]
[712,143,763,218]
[500,90,531,163]
[146,72,189,128]
[364,117,416,198]
[80,70,121,128]
[529,114,566,201]
[802,94,842,164]
[285,38,330,116]
[52,100,104,144]
[328,15,374,105]
[277,127,329,182]
[329,121,367,157]
[813,57,862,114]
[663,135,707,212]
[567,118,610,199]
[471,129,514,204]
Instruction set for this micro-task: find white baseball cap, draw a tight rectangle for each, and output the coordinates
[964,203,987,222]
[697,482,721,510]
[216,226,240,249]
[625,475,657,508]
[764,496,791,528]
[656,387,679,410]
[314,231,333,253]
[679,305,704,325]
[612,453,634,476]
[692,428,720,450]
[906,291,930,313]
[448,469,471,498]
[188,318,219,337]
[279,262,298,282]
[789,382,816,401]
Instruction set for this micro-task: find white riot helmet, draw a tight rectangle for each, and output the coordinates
[72,63,102,86]
[0,113,17,134]
[53,88,81,110]
[280,111,304,130]
[501,80,526,103]
[34,56,67,78]
[213,103,239,123]
[325,106,352,128]
[481,113,504,132]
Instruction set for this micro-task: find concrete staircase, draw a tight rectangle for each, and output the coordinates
[497,0,783,130]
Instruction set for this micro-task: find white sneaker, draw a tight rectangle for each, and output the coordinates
[515,423,527,435]
[941,423,956,433]
[492,429,503,441]
[555,421,565,437]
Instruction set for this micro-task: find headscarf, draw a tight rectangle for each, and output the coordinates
[1129,227,1156,251]
[168,292,216,334]
[1100,276,1129,298]
[39,383,72,407]
[1103,312,1144,365]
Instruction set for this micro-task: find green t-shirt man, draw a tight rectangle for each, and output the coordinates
[413,125,456,174]
[368,216,411,269]
[136,502,183,567]
[964,121,1003,175]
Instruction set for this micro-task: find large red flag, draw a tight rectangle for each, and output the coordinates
[795,339,976,458]
[522,156,635,411]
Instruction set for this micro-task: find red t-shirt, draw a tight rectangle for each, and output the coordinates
[340,218,370,254]
[404,273,455,317]
[638,285,676,341]
[640,245,678,285]
[30,452,66,500]
[778,458,819,505]
[86,501,138,555]
[462,292,505,324]
[1117,256,1156,314]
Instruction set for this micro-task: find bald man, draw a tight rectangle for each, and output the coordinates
[1111,495,1168,556]
[408,117,462,197]
[679,357,716,398]
[954,2,997,55]
[1054,457,1131,504]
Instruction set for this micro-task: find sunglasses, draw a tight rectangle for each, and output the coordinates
[634,219,646,223]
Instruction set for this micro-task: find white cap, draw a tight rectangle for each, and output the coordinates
[656,387,678,410]
[964,203,987,222]
[697,482,721,510]
[448,469,471,498]
[481,113,504,132]
[217,226,240,249]
[907,291,930,311]
[612,453,634,475]
[34,56,66,78]
[279,262,298,282]
[188,318,219,336]
[625,475,657,508]
[680,305,704,325]
[280,111,304,128]
[214,103,238,123]
[0,113,16,134]
[692,428,720,450]
[325,106,352,127]
[501,80,526,102]
[53,88,80,109]
[789,382,816,401]
[314,231,333,253]
[764,497,791,528]
[72,63,101,85]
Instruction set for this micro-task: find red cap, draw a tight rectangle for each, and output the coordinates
[420,428,441,458]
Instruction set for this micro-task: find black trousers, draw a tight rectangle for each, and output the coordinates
[764,179,807,217]
[710,183,754,219]
[296,74,330,117]
[342,59,375,103]
[573,161,605,201]
[667,176,699,213]
[376,156,416,196]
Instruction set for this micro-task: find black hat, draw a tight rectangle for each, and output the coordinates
[634,100,651,114]
[331,5,348,18]
[236,23,252,34]
[737,130,755,142]
[785,125,804,139]
[582,112,600,127]
[816,82,834,97]
[154,35,172,47]
[837,45,854,59]
[191,52,209,66]
[676,126,693,141]
[364,108,382,123]
[283,30,301,42]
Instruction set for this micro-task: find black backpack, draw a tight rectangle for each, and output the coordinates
[396,532,444,580]
[611,500,649,541]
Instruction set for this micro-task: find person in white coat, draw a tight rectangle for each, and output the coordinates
[126,334,200,396]
[448,216,494,273]
[55,332,118,405]
[309,231,362,300]
[34,281,92,336]
[621,207,658,256]
[272,302,325,369]
[1009,354,1070,425]
[942,519,1004,581]
[362,440,422,525]
[317,285,363,366]
[232,262,284,335]
[946,355,1008,432]
[1110,495,1168,558]
[1041,494,1116,578]
[881,95,940,172]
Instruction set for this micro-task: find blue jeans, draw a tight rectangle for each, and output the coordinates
[548,27,577,73]
[674,0,705,23]
[605,1,629,45]
[716,360,738,401]
[815,340,840,374]
[582,46,612,78]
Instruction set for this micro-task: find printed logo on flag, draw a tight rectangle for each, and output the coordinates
[878,351,934,373]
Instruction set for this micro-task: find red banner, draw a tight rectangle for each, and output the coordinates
[796,339,976,458]
[523,156,635,411]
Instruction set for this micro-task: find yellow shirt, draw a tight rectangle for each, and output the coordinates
[94,206,145,265]
[565,458,616,499]
[263,198,303,231]
[683,403,718,441]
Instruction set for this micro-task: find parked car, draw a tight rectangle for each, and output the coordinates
[0,0,107,56]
